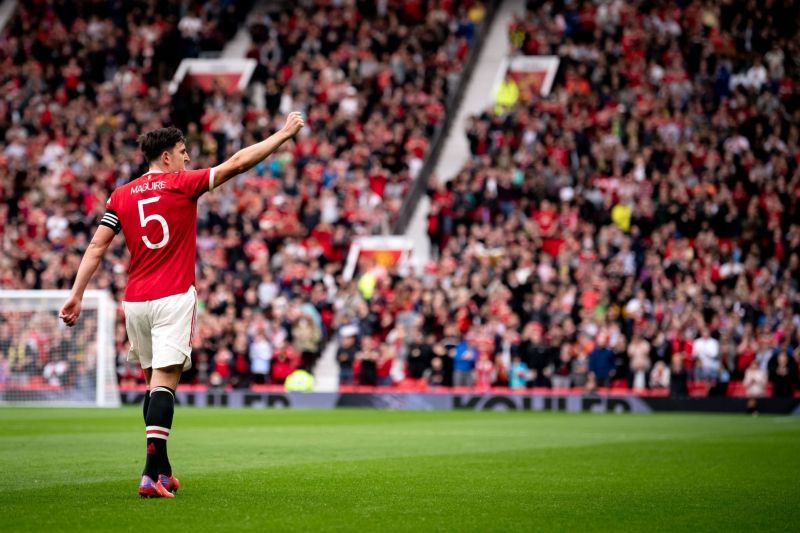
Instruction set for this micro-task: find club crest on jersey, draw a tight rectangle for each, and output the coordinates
[131,181,166,194]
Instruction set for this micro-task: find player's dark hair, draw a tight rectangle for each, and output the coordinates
[137,127,185,163]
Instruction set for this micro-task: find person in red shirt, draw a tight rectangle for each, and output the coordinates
[58,112,305,498]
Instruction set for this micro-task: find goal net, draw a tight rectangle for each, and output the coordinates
[0,290,120,407]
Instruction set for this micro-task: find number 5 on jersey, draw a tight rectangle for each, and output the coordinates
[137,197,170,249]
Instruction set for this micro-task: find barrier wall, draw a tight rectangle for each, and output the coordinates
[116,390,800,415]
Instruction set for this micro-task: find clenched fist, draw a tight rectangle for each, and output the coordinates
[281,111,305,138]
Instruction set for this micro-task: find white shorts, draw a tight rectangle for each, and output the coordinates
[122,286,197,371]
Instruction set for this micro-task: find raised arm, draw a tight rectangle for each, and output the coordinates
[212,111,305,189]
[59,225,116,327]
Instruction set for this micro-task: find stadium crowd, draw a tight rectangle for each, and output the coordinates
[2,0,799,401]
[0,0,483,388]
[337,0,800,399]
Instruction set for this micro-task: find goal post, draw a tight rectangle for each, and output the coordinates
[0,290,120,407]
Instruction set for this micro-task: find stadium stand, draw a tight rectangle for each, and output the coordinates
[342,0,800,398]
[1,0,798,400]
[0,0,484,388]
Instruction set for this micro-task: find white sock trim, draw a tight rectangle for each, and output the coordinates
[150,386,174,399]
[146,426,171,439]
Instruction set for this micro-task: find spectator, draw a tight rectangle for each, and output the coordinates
[669,354,689,399]
[336,326,359,386]
[249,332,272,385]
[520,323,555,386]
[649,361,670,390]
[377,345,395,387]
[769,352,797,398]
[230,334,251,389]
[693,329,721,383]
[424,356,446,388]
[292,315,321,370]
[551,344,572,389]
[0,351,7,387]
[612,336,629,385]
[628,333,651,391]
[43,357,68,387]
[356,337,380,387]
[406,330,432,380]
[474,352,494,390]
[210,348,232,388]
[269,345,297,385]
[284,367,315,392]
[743,360,768,414]
[453,337,477,387]
[509,355,529,390]
[735,327,758,380]
[589,335,615,387]
[495,72,519,115]
[570,348,590,389]
[754,337,776,373]
[650,332,672,366]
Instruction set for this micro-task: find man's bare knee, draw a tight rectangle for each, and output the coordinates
[150,365,183,390]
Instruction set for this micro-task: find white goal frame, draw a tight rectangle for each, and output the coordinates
[0,290,120,407]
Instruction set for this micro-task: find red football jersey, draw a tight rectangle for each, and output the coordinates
[105,168,214,302]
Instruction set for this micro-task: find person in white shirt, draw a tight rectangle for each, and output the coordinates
[743,359,768,415]
[692,328,720,381]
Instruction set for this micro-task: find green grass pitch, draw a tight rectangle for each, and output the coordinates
[1,408,798,532]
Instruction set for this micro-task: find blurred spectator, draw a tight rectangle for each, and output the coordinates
[424,356,446,388]
[230,334,251,389]
[43,357,68,387]
[336,325,359,385]
[249,332,272,385]
[570,349,590,388]
[628,333,651,391]
[509,355,529,389]
[589,335,615,387]
[769,352,798,398]
[284,367,314,392]
[669,354,689,399]
[474,352,494,390]
[551,345,572,388]
[453,337,477,387]
[270,345,297,385]
[650,332,671,366]
[649,361,670,390]
[612,336,629,385]
[495,72,519,115]
[356,337,379,387]
[520,323,555,386]
[693,329,721,383]
[744,360,768,414]
[293,315,321,370]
